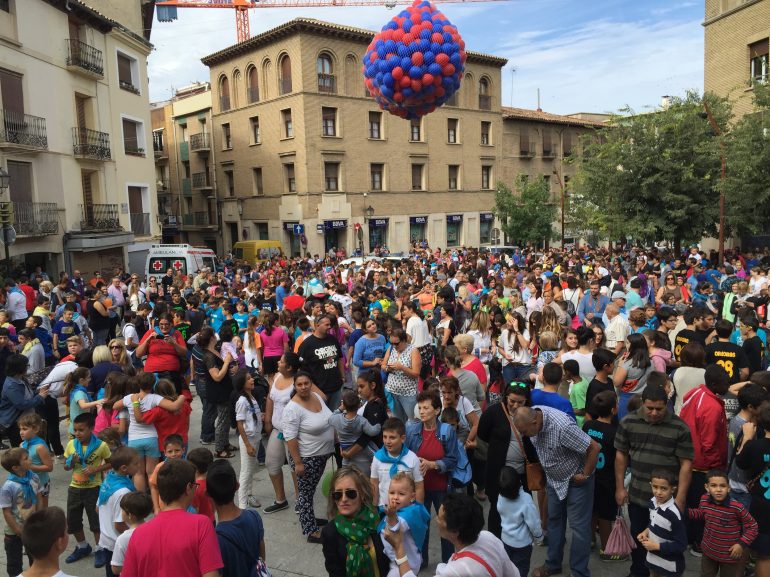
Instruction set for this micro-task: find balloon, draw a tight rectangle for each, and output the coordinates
[362,0,466,119]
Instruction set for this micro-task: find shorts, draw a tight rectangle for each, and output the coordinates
[262,355,280,375]
[593,480,617,521]
[67,486,100,534]
[751,533,770,558]
[128,437,161,459]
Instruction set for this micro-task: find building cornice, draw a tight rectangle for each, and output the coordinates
[501,106,606,128]
[703,0,764,26]
[201,17,507,68]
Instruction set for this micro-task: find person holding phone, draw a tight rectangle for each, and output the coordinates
[134,314,188,394]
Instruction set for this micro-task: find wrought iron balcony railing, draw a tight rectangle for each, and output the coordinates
[66,38,104,76]
[72,127,111,160]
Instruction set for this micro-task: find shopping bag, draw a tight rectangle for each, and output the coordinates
[604,508,636,557]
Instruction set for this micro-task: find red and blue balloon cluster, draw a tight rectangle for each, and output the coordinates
[363,0,466,119]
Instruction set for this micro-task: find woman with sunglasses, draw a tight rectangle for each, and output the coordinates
[656,273,685,306]
[382,328,421,424]
[108,339,135,376]
[321,466,390,577]
[477,382,539,538]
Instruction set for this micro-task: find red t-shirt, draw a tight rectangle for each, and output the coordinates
[463,357,488,386]
[193,478,216,523]
[139,330,186,373]
[142,397,192,450]
[121,509,222,577]
[282,294,305,312]
[419,428,447,492]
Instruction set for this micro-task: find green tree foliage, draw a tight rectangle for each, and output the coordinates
[722,82,770,237]
[493,175,556,246]
[571,91,730,249]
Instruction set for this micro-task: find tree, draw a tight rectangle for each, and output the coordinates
[722,82,770,238]
[494,175,556,247]
[571,91,730,251]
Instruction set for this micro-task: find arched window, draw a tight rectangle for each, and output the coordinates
[478,77,491,110]
[247,65,259,103]
[317,52,335,93]
[261,59,272,100]
[344,54,359,97]
[219,75,230,112]
[279,54,292,95]
[232,69,241,108]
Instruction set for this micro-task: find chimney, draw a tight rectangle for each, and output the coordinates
[661,95,672,110]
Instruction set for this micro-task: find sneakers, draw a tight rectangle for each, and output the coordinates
[263,500,289,514]
[246,495,261,508]
[65,544,92,564]
[199,439,214,446]
[94,548,108,568]
[690,544,703,558]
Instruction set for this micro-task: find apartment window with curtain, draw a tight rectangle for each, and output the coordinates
[122,118,143,155]
[249,116,260,144]
[224,170,234,197]
[222,123,232,149]
[370,163,383,191]
[282,109,293,138]
[750,39,769,85]
[411,164,424,190]
[481,166,492,190]
[410,118,421,142]
[252,168,263,196]
[322,107,337,137]
[117,52,139,93]
[369,112,382,139]
[481,121,491,145]
[285,163,296,192]
[324,162,339,191]
[447,118,458,143]
[279,55,292,94]
[448,165,459,190]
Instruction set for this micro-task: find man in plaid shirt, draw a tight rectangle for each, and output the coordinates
[514,405,601,577]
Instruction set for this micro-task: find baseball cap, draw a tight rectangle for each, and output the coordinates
[611,291,626,300]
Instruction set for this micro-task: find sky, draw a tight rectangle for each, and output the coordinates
[146,0,705,116]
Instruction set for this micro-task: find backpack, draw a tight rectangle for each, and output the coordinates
[25,365,55,389]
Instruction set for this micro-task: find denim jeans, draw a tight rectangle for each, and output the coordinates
[390,391,418,424]
[423,489,453,564]
[195,379,216,443]
[505,543,533,577]
[502,364,534,386]
[214,402,231,452]
[545,476,595,577]
[686,470,706,547]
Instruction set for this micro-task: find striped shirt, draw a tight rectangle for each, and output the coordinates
[530,406,591,500]
[647,497,687,577]
[614,408,694,508]
[688,494,758,563]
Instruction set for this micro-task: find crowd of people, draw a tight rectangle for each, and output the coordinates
[0,242,769,577]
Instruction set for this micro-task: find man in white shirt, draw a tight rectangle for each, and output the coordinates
[4,280,28,331]
[605,303,630,355]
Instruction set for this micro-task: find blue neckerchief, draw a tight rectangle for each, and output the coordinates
[66,435,101,474]
[8,471,37,505]
[21,436,45,454]
[71,383,92,403]
[374,444,410,478]
[377,502,431,549]
[98,471,136,506]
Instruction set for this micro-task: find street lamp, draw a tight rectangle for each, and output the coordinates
[701,101,726,266]
[364,205,374,222]
[0,168,9,190]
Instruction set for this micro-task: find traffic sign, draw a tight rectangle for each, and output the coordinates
[292,224,305,235]
[354,223,361,231]
[1,225,16,246]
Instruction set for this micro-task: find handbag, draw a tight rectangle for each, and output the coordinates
[511,413,545,492]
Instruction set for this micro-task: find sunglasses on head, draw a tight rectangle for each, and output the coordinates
[332,489,359,501]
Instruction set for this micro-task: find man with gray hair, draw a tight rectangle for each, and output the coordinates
[515,405,601,577]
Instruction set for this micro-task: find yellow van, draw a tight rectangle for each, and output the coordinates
[233,240,284,265]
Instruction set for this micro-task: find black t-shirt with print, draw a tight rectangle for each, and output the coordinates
[298,334,343,394]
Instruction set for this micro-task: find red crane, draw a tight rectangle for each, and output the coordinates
[155,0,505,44]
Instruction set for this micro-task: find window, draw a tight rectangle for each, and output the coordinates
[285,163,296,192]
[370,163,383,191]
[282,109,293,138]
[480,216,492,245]
[446,91,458,107]
[481,121,491,145]
[122,118,144,155]
[247,66,259,103]
[219,75,230,111]
[542,129,553,156]
[544,174,552,199]
[250,116,260,144]
[410,118,421,142]
[478,78,491,110]
[117,52,139,94]
[750,40,769,85]
[279,55,292,95]
[322,107,337,137]
[252,168,263,196]
[520,128,533,156]
[448,165,459,190]
[7,160,32,203]
[369,112,382,139]
[224,170,234,197]
[324,162,339,191]
[411,164,424,190]
[255,222,269,240]
[317,53,336,93]
[481,166,492,190]
[222,123,232,149]
[0,68,23,113]
[447,118,458,143]
[563,131,574,157]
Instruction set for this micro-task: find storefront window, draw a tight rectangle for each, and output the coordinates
[480,213,493,245]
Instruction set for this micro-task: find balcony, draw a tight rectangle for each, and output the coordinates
[130,212,151,236]
[80,204,121,232]
[542,145,558,159]
[72,128,111,160]
[66,38,104,78]
[192,171,213,191]
[279,76,292,95]
[156,178,170,193]
[479,95,492,110]
[13,202,58,237]
[189,133,210,152]
[317,74,336,94]
[182,178,192,196]
[119,79,140,95]
[123,141,145,157]
[153,134,166,159]
[247,87,260,104]
[181,212,211,228]
[0,109,48,151]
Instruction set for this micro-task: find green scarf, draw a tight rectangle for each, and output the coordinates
[334,505,379,577]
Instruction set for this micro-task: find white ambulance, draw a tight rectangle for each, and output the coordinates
[145,244,219,282]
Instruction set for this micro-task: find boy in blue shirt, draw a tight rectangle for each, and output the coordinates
[0,447,42,577]
[52,304,80,360]
[531,363,576,419]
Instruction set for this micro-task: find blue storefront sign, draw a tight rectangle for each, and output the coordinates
[370,218,389,228]
[283,222,299,231]
[324,219,347,230]
[447,214,463,223]
[410,216,427,225]
[481,213,494,222]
